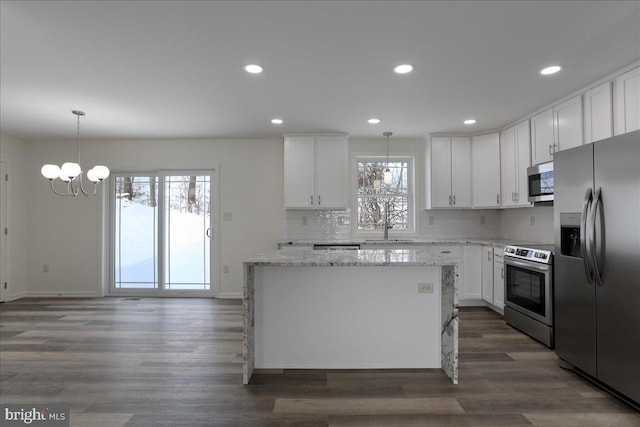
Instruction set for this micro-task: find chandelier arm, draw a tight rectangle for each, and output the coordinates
[50,179,73,197]
[68,179,80,196]
[78,174,99,197]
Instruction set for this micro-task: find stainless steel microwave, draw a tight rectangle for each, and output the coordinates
[527,162,554,203]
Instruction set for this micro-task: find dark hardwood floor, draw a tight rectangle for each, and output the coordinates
[1,298,638,426]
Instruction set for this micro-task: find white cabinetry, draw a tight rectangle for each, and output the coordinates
[462,245,482,300]
[481,246,494,304]
[427,136,471,208]
[493,250,505,310]
[500,121,531,207]
[429,245,480,303]
[531,108,555,165]
[531,95,584,165]
[284,134,348,209]
[614,66,640,135]
[554,95,584,152]
[584,81,613,143]
[471,133,501,208]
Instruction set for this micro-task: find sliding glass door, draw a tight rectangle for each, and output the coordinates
[111,171,215,296]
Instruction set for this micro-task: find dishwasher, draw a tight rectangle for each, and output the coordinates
[313,244,361,250]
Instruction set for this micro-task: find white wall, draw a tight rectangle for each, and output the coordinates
[25,138,283,298]
[0,134,29,300]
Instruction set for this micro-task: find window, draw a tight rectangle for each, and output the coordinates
[356,157,414,232]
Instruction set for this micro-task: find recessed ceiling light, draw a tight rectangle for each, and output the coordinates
[245,64,264,74]
[271,118,283,125]
[540,65,562,75]
[368,118,381,124]
[464,119,477,125]
[393,64,413,74]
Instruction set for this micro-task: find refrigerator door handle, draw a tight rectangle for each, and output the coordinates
[580,188,595,283]
[589,187,603,286]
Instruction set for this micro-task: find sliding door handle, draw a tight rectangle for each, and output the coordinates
[206,228,213,239]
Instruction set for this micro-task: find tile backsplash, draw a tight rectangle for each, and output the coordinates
[284,210,352,241]
[499,205,554,243]
[283,206,554,243]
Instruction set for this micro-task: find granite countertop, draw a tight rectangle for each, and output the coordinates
[244,248,459,267]
[278,238,551,248]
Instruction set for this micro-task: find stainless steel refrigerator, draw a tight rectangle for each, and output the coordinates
[554,130,640,407]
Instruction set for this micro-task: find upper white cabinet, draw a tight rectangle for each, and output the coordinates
[471,132,501,208]
[584,81,613,143]
[501,121,531,207]
[284,134,348,209]
[427,136,471,209]
[531,95,583,165]
[531,108,555,164]
[554,95,584,152]
[614,66,640,135]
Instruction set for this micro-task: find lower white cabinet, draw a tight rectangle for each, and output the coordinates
[493,250,505,310]
[428,245,481,303]
[462,245,482,300]
[481,246,494,303]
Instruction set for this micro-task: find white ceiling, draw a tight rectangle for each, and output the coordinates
[1,0,639,141]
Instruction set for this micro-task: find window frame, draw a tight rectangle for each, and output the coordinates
[108,169,218,297]
[352,154,417,236]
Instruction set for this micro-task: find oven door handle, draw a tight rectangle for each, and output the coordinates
[504,258,550,272]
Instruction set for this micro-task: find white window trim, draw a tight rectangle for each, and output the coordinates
[351,154,417,237]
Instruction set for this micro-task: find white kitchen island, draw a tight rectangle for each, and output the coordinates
[242,248,459,384]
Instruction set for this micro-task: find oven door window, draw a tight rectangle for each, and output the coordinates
[506,264,546,317]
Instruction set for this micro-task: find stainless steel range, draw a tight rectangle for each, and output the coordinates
[503,244,554,348]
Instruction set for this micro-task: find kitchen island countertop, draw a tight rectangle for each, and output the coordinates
[243,248,459,385]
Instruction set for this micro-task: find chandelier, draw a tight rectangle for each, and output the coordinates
[40,110,110,197]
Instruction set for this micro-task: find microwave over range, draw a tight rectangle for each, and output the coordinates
[527,161,554,204]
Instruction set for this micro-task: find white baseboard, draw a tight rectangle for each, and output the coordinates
[458,299,487,307]
[2,291,26,302]
[217,292,242,299]
[25,291,100,298]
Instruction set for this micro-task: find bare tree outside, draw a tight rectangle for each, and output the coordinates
[357,159,410,230]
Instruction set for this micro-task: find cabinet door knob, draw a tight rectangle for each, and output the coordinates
[318,195,321,206]
[311,195,314,205]
[453,195,456,205]
[449,195,452,206]
[548,144,552,155]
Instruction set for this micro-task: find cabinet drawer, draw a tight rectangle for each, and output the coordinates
[429,245,461,258]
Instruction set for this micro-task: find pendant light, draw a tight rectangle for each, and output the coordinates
[41,110,110,197]
[383,131,393,184]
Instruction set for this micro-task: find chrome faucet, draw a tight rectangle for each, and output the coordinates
[384,201,393,240]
